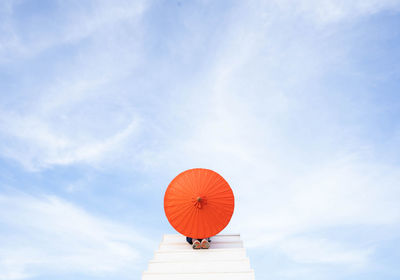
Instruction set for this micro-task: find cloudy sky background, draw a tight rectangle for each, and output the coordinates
[1,0,400,279]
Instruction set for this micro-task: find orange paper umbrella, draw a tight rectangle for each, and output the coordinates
[164,168,234,239]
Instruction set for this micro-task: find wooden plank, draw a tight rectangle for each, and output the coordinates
[147,259,251,273]
[153,248,247,261]
[142,271,255,280]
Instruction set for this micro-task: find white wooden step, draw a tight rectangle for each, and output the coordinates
[153,248,247,261]
[148,259,251,273]
[142,271,255,280]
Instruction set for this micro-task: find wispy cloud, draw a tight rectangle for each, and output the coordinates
[0,110,140,170]
[279,237,372,265]
[0,0,146,61]
[0,0,147,170]
[0,193,151,280]
[269,0,400,24]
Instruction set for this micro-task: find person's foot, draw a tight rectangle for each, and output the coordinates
[192,240,201,249]
[201,239,210,249]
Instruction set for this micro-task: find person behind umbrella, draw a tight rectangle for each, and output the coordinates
[186,236,211,249]
[164,169,235,251]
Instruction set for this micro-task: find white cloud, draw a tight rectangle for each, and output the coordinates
[0,109,140,170]
[0,0,146,61]
[2,0,399,171]
[0,193,152,280]
[0,0,146,171]
[270,0,400,24]
[279,237,372,265]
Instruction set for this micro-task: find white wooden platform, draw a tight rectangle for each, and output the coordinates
[142,234,255,280]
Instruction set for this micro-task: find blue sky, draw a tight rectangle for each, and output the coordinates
[1,0,400,279]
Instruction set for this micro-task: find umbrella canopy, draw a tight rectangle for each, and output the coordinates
[164,168,234,239]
